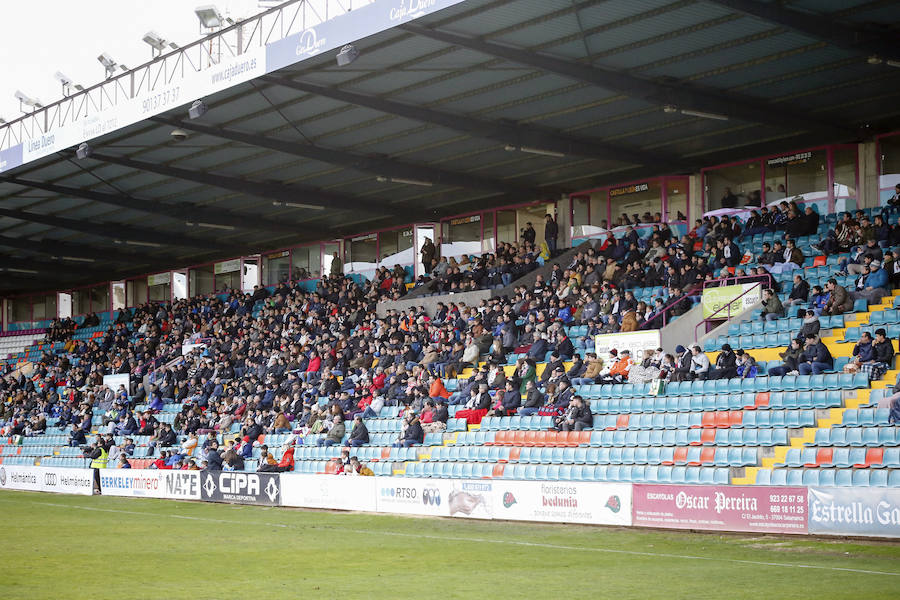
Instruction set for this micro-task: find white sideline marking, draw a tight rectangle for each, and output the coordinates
[5,497,900,578]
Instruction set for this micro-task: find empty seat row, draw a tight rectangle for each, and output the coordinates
[809,426,900,447]
[406,461,731,484]
[455,427,792,447]
[756,468,900,487]
[776,447,899,469]
[835,408,893,428]
[427,444,757,467]
[593,391,842,414]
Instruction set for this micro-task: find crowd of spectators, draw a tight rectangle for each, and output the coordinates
[4,202,900,473]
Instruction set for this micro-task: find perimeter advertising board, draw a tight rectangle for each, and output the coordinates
[99,469,201,500]
[632,485,807,534]
[375,477,451,516]
[0,465,93,496]
[492,481,632,526]
[280,474,377,512]
[808,487,900,537]
[200,471,281,506]
[701,284,760,319]
[594,329,660,364]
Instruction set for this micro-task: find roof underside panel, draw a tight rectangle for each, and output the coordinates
[2,0,900,294]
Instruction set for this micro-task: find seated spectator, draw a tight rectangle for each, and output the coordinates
[850,262,889,305]
[768,338,802,377]
[347,415,369,447]
[764,239,803,275]
[796,309,820,339]
[393,412,424,447]
[822,279,853,315]
[486,380,521,417]
[556,396,593,432]
[689,345,710,379]
[861,328,894,381]
[846,332,875,375]
[601,350,633,383]
[735,350,757,378]
[760,288,784,322]
[318,415,345,447]
[517,380,544,417]
[798,334,833,375]
[708,344,737,380]
[345,456,374,476]
[785,274,810,307]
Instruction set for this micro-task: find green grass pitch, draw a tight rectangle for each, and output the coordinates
[1,489,898,599]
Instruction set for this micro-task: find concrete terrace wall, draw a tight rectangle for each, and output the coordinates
[376,241,595,317]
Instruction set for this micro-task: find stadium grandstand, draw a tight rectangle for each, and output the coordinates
[4,0,900,551]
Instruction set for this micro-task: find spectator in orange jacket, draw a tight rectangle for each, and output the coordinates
[428,375,450,401]
[602,350,633,383]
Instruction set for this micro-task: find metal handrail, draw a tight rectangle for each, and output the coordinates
[702,272,773,291]
[639,283,702,330]
[694,280,765,343]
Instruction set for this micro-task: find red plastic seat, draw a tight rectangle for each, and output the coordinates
[701,412,716,428]
[815,448,833,466]
[755,392,770,409]
[700,448,716,464]
[863,448,884,468]
[506,447,521,463]
[522,431,537,447]
[813,255,826,267]
[491,464,505,478]
[511,431,527,446]
[698,429,716,445]
[729,411,743,427]
[532,431,548,447]
[615,415,630,430]
[673,447,688,465]
[714,412,731,428]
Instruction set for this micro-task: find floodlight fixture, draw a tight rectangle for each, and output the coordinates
[55,71,79,95]
[14,90,42,111]
[188,100,208,120]
[142,31,169,56]
[98,52,117,78]
[336,44,359,67]
[195,4,224,28]
[75,143,92,160]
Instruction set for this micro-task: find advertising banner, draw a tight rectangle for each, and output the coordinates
[375,477,452,516]
[492,481,631,526]
[200,471,281,506]
[0,465,93,496]
[447,480,494,520]
[701,284,760,319]
[265,0,467,73]
[281,474,377,512]
[594,329,660,364]
[102,373,131,396]
[99,469,201,500]
[632,485,807,534]
[808,487,900,537]
[100,470,166,498]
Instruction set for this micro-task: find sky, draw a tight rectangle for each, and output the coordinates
[0,0,267,122]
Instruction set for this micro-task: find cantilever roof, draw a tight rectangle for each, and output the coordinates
[2,0,899,293]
